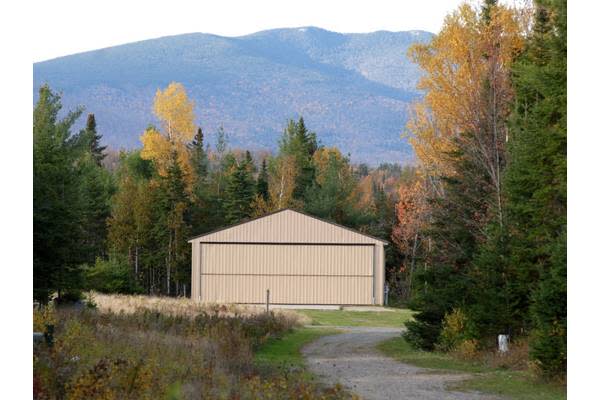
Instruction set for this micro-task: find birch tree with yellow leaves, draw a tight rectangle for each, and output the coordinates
[136,83,198,295]
[140,82,198,189]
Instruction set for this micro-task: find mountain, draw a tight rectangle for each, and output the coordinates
[33,27,432,164]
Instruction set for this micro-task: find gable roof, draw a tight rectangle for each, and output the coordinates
[188,208,388,245]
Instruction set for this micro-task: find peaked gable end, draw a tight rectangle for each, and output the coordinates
[189,209,387,244]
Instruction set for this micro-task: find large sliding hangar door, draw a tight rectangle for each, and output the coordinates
[189,209,387,305]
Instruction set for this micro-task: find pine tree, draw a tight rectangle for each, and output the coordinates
[84,114,107,165]
[190,127,208,178]
[279,117,318,202]
[405,140,488,349]
[223,159,256,224]
[78,153,113,261]
[304,147,364,227]
[33,85,86,302]
[244,150,257,174]
[257,158,269,201]
[504,0,566,377]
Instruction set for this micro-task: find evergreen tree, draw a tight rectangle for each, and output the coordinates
[279,117,318,202]
[223,159,256,224]
[78,153,113,261]
[62,113,113,265]
[304,148,364,227]
[73,114,107,166]
[87,114,107,165]
[188,127,213,232]
[530,229,566,377]
[257,158,269,201]
[504,0,567,377]
[244,150,257,173]
[33,85,86,302]
[190,127,208,178]
[405,141,487,349]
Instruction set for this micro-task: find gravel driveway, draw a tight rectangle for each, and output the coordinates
[302,327,503,400]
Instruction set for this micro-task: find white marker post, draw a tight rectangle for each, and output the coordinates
[498,334,509,354]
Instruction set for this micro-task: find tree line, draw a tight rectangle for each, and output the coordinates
[34,83,414,301]
[392,0,566,378]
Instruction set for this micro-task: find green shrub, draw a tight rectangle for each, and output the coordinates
[438,308,477,352]
[404,311,443,351]
[83,257,142,294]
[404,264,472,351]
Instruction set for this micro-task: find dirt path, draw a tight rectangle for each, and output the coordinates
[302,327,503,400]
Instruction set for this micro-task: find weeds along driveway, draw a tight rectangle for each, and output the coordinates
[301,327,503,400]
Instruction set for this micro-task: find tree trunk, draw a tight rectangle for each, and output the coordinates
[134,245,139,278]
[408,233,419,298]
[167,231,172,296]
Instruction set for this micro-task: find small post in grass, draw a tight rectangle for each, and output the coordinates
[498,334,509,354]
[266,289,270,313]
[384,282,390,306]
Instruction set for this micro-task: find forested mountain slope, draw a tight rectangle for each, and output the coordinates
[33,27,432,163]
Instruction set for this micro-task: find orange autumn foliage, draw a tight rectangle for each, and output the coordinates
[392,178,428,256]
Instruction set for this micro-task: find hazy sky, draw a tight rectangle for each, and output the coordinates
[33,0,466,62]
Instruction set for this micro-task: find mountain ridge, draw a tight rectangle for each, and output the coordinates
[33,26,432,164]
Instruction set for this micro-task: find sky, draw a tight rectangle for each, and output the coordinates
[32,0,466,62]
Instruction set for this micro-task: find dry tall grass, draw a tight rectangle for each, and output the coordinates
[33,301,347,399]
[89,292,311,325]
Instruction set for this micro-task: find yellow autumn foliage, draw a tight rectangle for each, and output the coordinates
[139,127,170,163]
[406,2,526,178]
[312,147,351,186]
[268,154,298,210]
[153,82,196,143]
[139,83,197,188]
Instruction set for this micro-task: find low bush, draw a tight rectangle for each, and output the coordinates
[453,339,479,361]
[437,308,477,352]
[83,257,142,294]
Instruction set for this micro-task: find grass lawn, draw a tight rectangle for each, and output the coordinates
[255,327,340,370]
[298,308,413,328]
[378,337,566,400]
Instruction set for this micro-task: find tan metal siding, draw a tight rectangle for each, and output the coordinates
[191,241,199,300]
[202,244,373,276]
[201,275,373,304]
[199,243,374,304]
[375,243,385,305]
